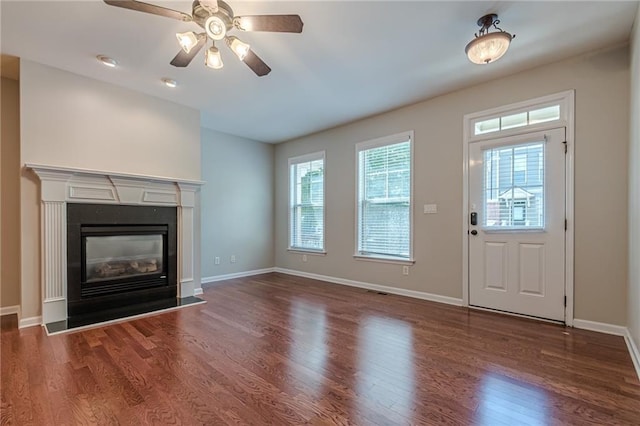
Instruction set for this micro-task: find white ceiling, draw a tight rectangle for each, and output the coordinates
[1,1,638,143]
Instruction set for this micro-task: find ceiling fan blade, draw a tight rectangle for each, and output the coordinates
[242,49,271,77]
[199,0,218,14]
[170,36,206,67]
[234,15,304,33]
[104,0,192,21]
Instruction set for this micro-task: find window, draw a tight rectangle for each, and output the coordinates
[483,142,545,230]
[474,104,561,136]
[356,132,413,261]
[288,152,325,252]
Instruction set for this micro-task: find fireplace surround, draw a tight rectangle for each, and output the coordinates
[27,164,203,327]
[67,203,177,320]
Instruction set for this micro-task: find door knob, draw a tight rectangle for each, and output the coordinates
[470,230,478,235]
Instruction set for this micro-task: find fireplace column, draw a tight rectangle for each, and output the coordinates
[177,183,199,298]
[36,169,73,322]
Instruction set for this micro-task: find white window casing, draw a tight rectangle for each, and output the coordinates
[288,151,326,253]
[355,131,414,264]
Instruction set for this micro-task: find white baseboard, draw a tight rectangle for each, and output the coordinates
[624,329,640,381]
[0,305,20,316]
[273,267,463,307]
[202,268,276,286]
[19,316,42,329]
[572,319,627,336]
[193,288,203,296]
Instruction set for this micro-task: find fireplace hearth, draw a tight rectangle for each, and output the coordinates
[67,204,177,321]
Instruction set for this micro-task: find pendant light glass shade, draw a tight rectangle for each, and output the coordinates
[176,31,199,54]
[465,31,513,64]
[226,36,250,61]
[465,14,514,65]
[205,46,224,69]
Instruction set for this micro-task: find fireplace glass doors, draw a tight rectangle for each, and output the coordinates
[85,232,164,283]
[81,225,168,297]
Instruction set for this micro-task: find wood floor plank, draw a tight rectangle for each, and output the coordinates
[2,273,640,425]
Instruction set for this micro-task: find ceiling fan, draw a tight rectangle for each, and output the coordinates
[103,0,304,76]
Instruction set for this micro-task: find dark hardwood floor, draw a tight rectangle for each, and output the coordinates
[1,272,639,425]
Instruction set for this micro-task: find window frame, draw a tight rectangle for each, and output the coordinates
[354,131,414,264]
[287,151,326,254]
[467,92,571,143]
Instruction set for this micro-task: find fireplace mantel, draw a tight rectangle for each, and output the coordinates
[26,163,204,325]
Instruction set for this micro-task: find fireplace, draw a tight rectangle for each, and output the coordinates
[67,204,177,321]
[27,163,203,328]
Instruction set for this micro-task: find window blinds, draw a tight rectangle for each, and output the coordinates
[357,139,411,259]
[289,153,324,251]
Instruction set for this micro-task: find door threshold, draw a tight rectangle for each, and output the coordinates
[469,304,565,325]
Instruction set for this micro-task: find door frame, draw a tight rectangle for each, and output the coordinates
[462,90,575,325]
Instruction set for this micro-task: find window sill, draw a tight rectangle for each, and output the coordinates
[353,255,415,266]
[287,248,327,256]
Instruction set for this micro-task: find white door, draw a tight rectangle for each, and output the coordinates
[468,128,566,322]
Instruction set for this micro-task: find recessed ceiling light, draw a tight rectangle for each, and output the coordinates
[161,78,178,88]
[97,55,117,68]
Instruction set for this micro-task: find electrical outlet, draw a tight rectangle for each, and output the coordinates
[214,257,220,265]
[302,254,307,262]
[402,266,409,276]
[230,255,236,263]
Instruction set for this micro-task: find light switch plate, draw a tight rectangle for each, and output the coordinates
[424,204,437,214]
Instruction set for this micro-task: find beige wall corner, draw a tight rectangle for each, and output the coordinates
[1,76,21,309]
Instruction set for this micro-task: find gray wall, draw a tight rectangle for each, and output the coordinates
[629,6,640,354]
[275,45,630,326]
[1,77,21,308]
[201,129,274,279]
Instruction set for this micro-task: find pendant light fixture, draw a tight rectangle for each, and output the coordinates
[465,14,515,65]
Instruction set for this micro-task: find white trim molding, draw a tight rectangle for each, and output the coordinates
[274,268,463,306]
[624,330,640,381]
[0,305,20,317]
[572,319,628,336]
[202,268,276,286]
[19,316,42,329]
[26,163,204,325]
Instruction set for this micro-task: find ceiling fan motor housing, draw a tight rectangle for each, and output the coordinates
[192,0,233,33]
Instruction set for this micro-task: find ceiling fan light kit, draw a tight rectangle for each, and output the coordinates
[226,36,249,61]
[205,46,224,69]
[103,0,304,77]
[465,13,514,64]
[176,31,199,53]
[204,15,227,40]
